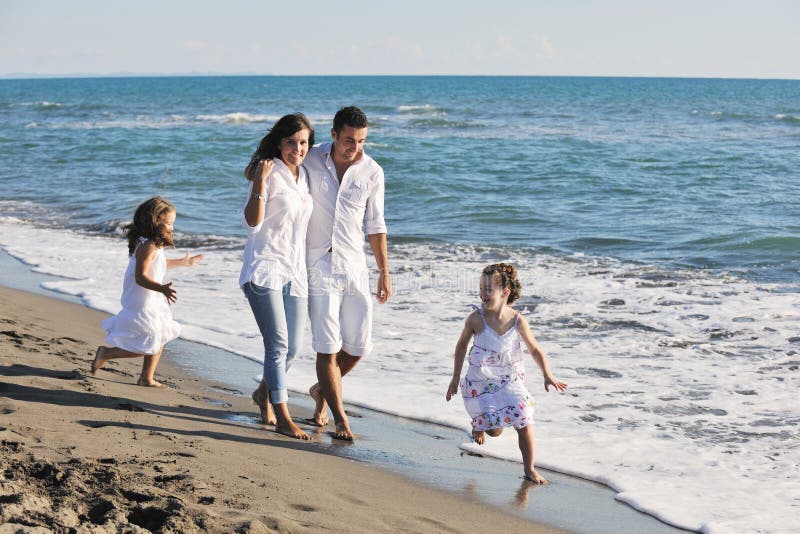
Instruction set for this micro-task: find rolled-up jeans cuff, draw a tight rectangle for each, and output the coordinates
[269,388,288,404]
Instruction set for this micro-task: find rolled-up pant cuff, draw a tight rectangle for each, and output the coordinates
[269,388,288,404]
[342,343,370,357]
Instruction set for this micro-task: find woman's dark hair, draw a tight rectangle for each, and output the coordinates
[332,106,368,133]
[482,263,521,304]
[124,197,175,255]
[244,113,315,181]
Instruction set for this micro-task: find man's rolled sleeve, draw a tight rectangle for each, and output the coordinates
[364,169,387,235]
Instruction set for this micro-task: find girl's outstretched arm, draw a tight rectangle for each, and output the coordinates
[135,241,177,304]
[518,316,568,392]
[166,251,204,269]
[446,311,480,401]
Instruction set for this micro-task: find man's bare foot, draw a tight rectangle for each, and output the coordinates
[91,346,108,375]
[252,384,277,425]
[308,383,329,427]
[332,421,354,441]
[523,468,548,485]
[472,429,486,444]
[136,378,165,388]
[275,420,310,440]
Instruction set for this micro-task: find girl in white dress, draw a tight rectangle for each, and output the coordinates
[92,197,202,387]
[446,263,567,484]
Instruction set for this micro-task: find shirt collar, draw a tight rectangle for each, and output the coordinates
[272,157,306,186]
[322,142,368,169]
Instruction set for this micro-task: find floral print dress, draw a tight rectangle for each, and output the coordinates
[460,306,535,431]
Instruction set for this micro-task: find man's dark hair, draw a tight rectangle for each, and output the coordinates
[333,106,368,133]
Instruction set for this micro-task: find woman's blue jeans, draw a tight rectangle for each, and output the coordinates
[243,281,307,404]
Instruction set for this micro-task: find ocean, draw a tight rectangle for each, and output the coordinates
[0,75,798,533]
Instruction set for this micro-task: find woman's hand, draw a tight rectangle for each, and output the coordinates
[257,158,274,183]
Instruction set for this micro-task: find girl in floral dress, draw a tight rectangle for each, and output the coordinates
[446,263,567,484]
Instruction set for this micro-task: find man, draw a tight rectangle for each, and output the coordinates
[304,106,391,441]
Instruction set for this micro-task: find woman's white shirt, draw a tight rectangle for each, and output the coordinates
[239,159,313,297]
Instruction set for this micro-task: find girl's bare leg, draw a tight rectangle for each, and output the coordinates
[518,425,548,484]
[137,346,164,387]
[92,346,145,374]
[473,426,503,444]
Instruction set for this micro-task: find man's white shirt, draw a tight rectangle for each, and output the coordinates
[304,142,387,276]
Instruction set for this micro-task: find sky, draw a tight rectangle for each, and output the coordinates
[1,0,798,79]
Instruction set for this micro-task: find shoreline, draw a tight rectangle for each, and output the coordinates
[0,285,562,533]
[0,248,686,532]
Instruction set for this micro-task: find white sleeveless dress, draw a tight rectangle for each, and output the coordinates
[101,238,181,354]
[460,306,535,431]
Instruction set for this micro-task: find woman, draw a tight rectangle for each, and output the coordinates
[240,113,314,440]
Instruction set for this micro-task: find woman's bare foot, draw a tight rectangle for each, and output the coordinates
[472,429,486,444]
[91,346,108,375]
[332,421,354,441]
[523,468,548,485]
[136,378,165,388]
[275,419,310,440]
[252,384,277,425]
[308,383,329,427]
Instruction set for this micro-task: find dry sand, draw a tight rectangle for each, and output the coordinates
[0,286,563,533]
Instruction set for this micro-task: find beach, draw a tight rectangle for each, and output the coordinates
[1,75,797,532]
[0,284,565,533]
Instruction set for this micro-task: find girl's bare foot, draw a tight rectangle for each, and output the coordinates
[523,468,548,485]
[487,427,503,438]
[276,420,310,440]
[136,378,165,388]
[308,383,329,427]
[91,346,108,375]
[252,384,277,425]
[472,429,486,444]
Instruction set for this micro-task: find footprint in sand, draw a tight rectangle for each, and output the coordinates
[290,503,317,512]
[0,399,18,415]
[54,336,85,345]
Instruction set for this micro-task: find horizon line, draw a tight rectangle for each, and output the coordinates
[1,72,799,82]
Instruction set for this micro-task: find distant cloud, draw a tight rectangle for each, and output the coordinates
[179,40,208,51]
[532,35,554,60]
[496,34,514,54]
[383,35,425,58]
